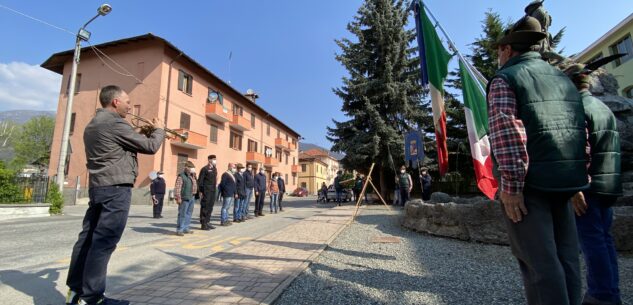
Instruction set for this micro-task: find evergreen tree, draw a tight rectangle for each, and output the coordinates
[327,0,429,197]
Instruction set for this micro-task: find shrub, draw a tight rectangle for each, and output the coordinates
[46,182,64,214]
[0,168,23,203]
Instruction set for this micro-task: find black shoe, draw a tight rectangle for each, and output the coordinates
[66,290,80,305]
[258,213,265,216]
[79,297,130,305]
[201,227,211,231]
[159,215,164,218]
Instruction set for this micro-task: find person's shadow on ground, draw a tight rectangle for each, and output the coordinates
[0,267,66,305]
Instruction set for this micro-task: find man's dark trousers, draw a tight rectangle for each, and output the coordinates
[255,192,265,215]
[66,185,131,304]
[503,188,581,305]
[399,188,409,206]
[278,192,284,210]
[200,187,216,229]
[153,194,164,218]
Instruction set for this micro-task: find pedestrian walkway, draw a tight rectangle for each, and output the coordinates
[110,205,356,305]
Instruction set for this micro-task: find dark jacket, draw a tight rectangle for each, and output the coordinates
[277,177,286,193]
[244,170,255,189]
[488,51,588,192]
[334,176,343,191]
[235,172,246,198]
[198,164,218,191]
[421,174,432,190]
[84,109,165,187]
[255,172,267,193]
[150,177,166,195]
[218,171,237,198]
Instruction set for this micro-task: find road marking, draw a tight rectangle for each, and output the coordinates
[56,258,71,264]
[182,236,238,250]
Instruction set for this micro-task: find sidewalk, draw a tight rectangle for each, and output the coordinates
[110,205,357,305]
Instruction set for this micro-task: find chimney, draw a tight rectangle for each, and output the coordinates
[245,89,259,103]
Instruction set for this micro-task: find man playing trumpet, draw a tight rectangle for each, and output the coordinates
[66,85,165,305]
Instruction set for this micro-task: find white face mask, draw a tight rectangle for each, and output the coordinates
[211,159,217,165]
[400,170,406,174]
[240,168,245,173]
[157,174,163,179]
[230,168,236,173]
[189,168,196,174]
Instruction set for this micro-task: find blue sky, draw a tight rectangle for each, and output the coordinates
[0,1,630,148]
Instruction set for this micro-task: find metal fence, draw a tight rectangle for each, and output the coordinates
[0,175,50,204]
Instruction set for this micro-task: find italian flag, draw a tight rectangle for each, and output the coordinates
[414,0,452,176]
[459,60,498,199]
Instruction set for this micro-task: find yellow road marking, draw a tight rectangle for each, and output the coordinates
[182,236,237,250]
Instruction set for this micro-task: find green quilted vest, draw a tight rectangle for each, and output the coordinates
[179,172,193,201]
[398,173,410,189]
[581,91,622,196]
[488,52,589,192]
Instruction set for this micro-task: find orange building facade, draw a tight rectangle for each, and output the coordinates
[42,34,300,196]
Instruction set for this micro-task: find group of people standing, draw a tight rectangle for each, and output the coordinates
[150,154,287,236]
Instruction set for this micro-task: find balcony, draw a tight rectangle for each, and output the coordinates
[170,129,206,149]
[291,164,300,173]
[246,151,265,164]
[287,141,297,151]
[275,138,289,149]
[230,115,251,131]
[265,156,279,167]
[205,103,231,123]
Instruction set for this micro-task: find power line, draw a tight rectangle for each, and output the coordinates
[88,42,144,84]
[0,4,75,36]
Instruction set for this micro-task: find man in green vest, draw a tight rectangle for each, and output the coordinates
[174,161,198,236]
[564,61,623,305]
[487,16,589,305]
[396,165,413,206]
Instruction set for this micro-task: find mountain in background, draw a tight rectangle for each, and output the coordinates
[299,142,344,160]
[0,110,55,124]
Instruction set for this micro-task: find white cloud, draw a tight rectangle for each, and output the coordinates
[0,62,62,111]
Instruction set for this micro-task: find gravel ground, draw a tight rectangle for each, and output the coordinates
[275,205,633,305]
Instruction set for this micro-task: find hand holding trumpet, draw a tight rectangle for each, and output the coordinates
[128,113,188,142]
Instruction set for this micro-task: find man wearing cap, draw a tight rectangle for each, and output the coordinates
[487,16,588,305]
[174,161,198,236]
[198,155,218,230]
[234,163,247,222]
[150,171,166,218]
[564,62,623,305]
[218,163,238,225]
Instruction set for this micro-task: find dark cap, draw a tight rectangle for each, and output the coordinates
[208,154,216,160]
[157,171,164,175]
[496,16,546,46]
[236,163,245,169]
[185,161,195,168]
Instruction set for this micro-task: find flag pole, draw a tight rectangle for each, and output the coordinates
[421,2,487,97]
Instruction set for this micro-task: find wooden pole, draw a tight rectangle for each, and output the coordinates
[352,163,375,220]
[368,179,389,208]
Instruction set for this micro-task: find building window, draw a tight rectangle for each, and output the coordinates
[610,35,633,67]
[266,123,270,136]
[293,157,296,165]
[285,173,288,183]
[285,134,289,141]
[285,153,288,165]
[66,73,81,95]
[277,129,280,138]
[264,146,273,157]
[293,175,296,185]
[301,164,307,172]
[247,139,258,152]
[232,104,243,116]
[624,86,633,98]
[229,131,243,150]
[208,88,223,104]
[251,113,256,128]
[276,149,282,162]
[180,112,190,129]
[178,70,193,94]
[301,182,307,188]
[177,153,188,175]
[69,113,76,135]
[210,124,218,143]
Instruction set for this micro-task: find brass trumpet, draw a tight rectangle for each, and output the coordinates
[127,112,189,142]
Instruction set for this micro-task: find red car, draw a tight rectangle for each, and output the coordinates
[291,187,309,197]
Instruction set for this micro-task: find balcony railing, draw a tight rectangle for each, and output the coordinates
[205,103,231,123]
[246,151,265,164]
[265,156,279,167]
[275,138,289,149]
[170,129,206,149]
[287,141,297,151]
[230,115,251,131]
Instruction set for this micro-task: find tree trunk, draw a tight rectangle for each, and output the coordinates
[379,166,389,202]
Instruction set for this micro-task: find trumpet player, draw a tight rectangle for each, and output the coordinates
[66,85,165,305]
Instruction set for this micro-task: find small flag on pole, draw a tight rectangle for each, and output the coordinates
[412,0,452,176]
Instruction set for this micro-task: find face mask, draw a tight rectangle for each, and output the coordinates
[247,167,252,171]
[240,168,245,173]
[260,170,264,174]
[157,175,163,179]
[211,159,217,165]
[400,170,406,174]
[230,168,236,173]
[189,168,196,174]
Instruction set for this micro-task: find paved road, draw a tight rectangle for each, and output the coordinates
[0,196,330,305]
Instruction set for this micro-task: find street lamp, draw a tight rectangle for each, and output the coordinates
[56,4,112,191]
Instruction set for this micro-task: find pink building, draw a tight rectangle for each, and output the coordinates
[42,34,301,200]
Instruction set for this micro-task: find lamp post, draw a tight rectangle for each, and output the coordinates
[56,4,112,192]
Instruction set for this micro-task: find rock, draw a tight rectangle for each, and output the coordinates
[429,192,452,203]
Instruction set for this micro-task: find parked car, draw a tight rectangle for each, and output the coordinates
[291,187,308,197]
[326,185,353,202]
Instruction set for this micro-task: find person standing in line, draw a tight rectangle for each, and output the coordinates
[269,173,280,213]
[234,163,246,223]
[353,174,363,202]
[318,182,328,203]
[564,62,623,305]
[277,172,286,211]
[487,16,588,305]
[218,163,237,226]
[150,171,166,218]
[198,155,217,230]
[420,168,432,201]
[254,167,267,216]
[243,163,255,219]
[65,85,165,305]
[174,161,198,236]
[334,171,343,206]
[396,165,413,206]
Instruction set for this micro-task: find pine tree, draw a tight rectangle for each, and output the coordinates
[327,0,429,197]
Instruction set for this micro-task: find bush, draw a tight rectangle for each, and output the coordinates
[46,182,64,214]
[0,168,23,203]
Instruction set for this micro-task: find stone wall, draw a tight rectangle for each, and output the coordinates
[402,193,633,252]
